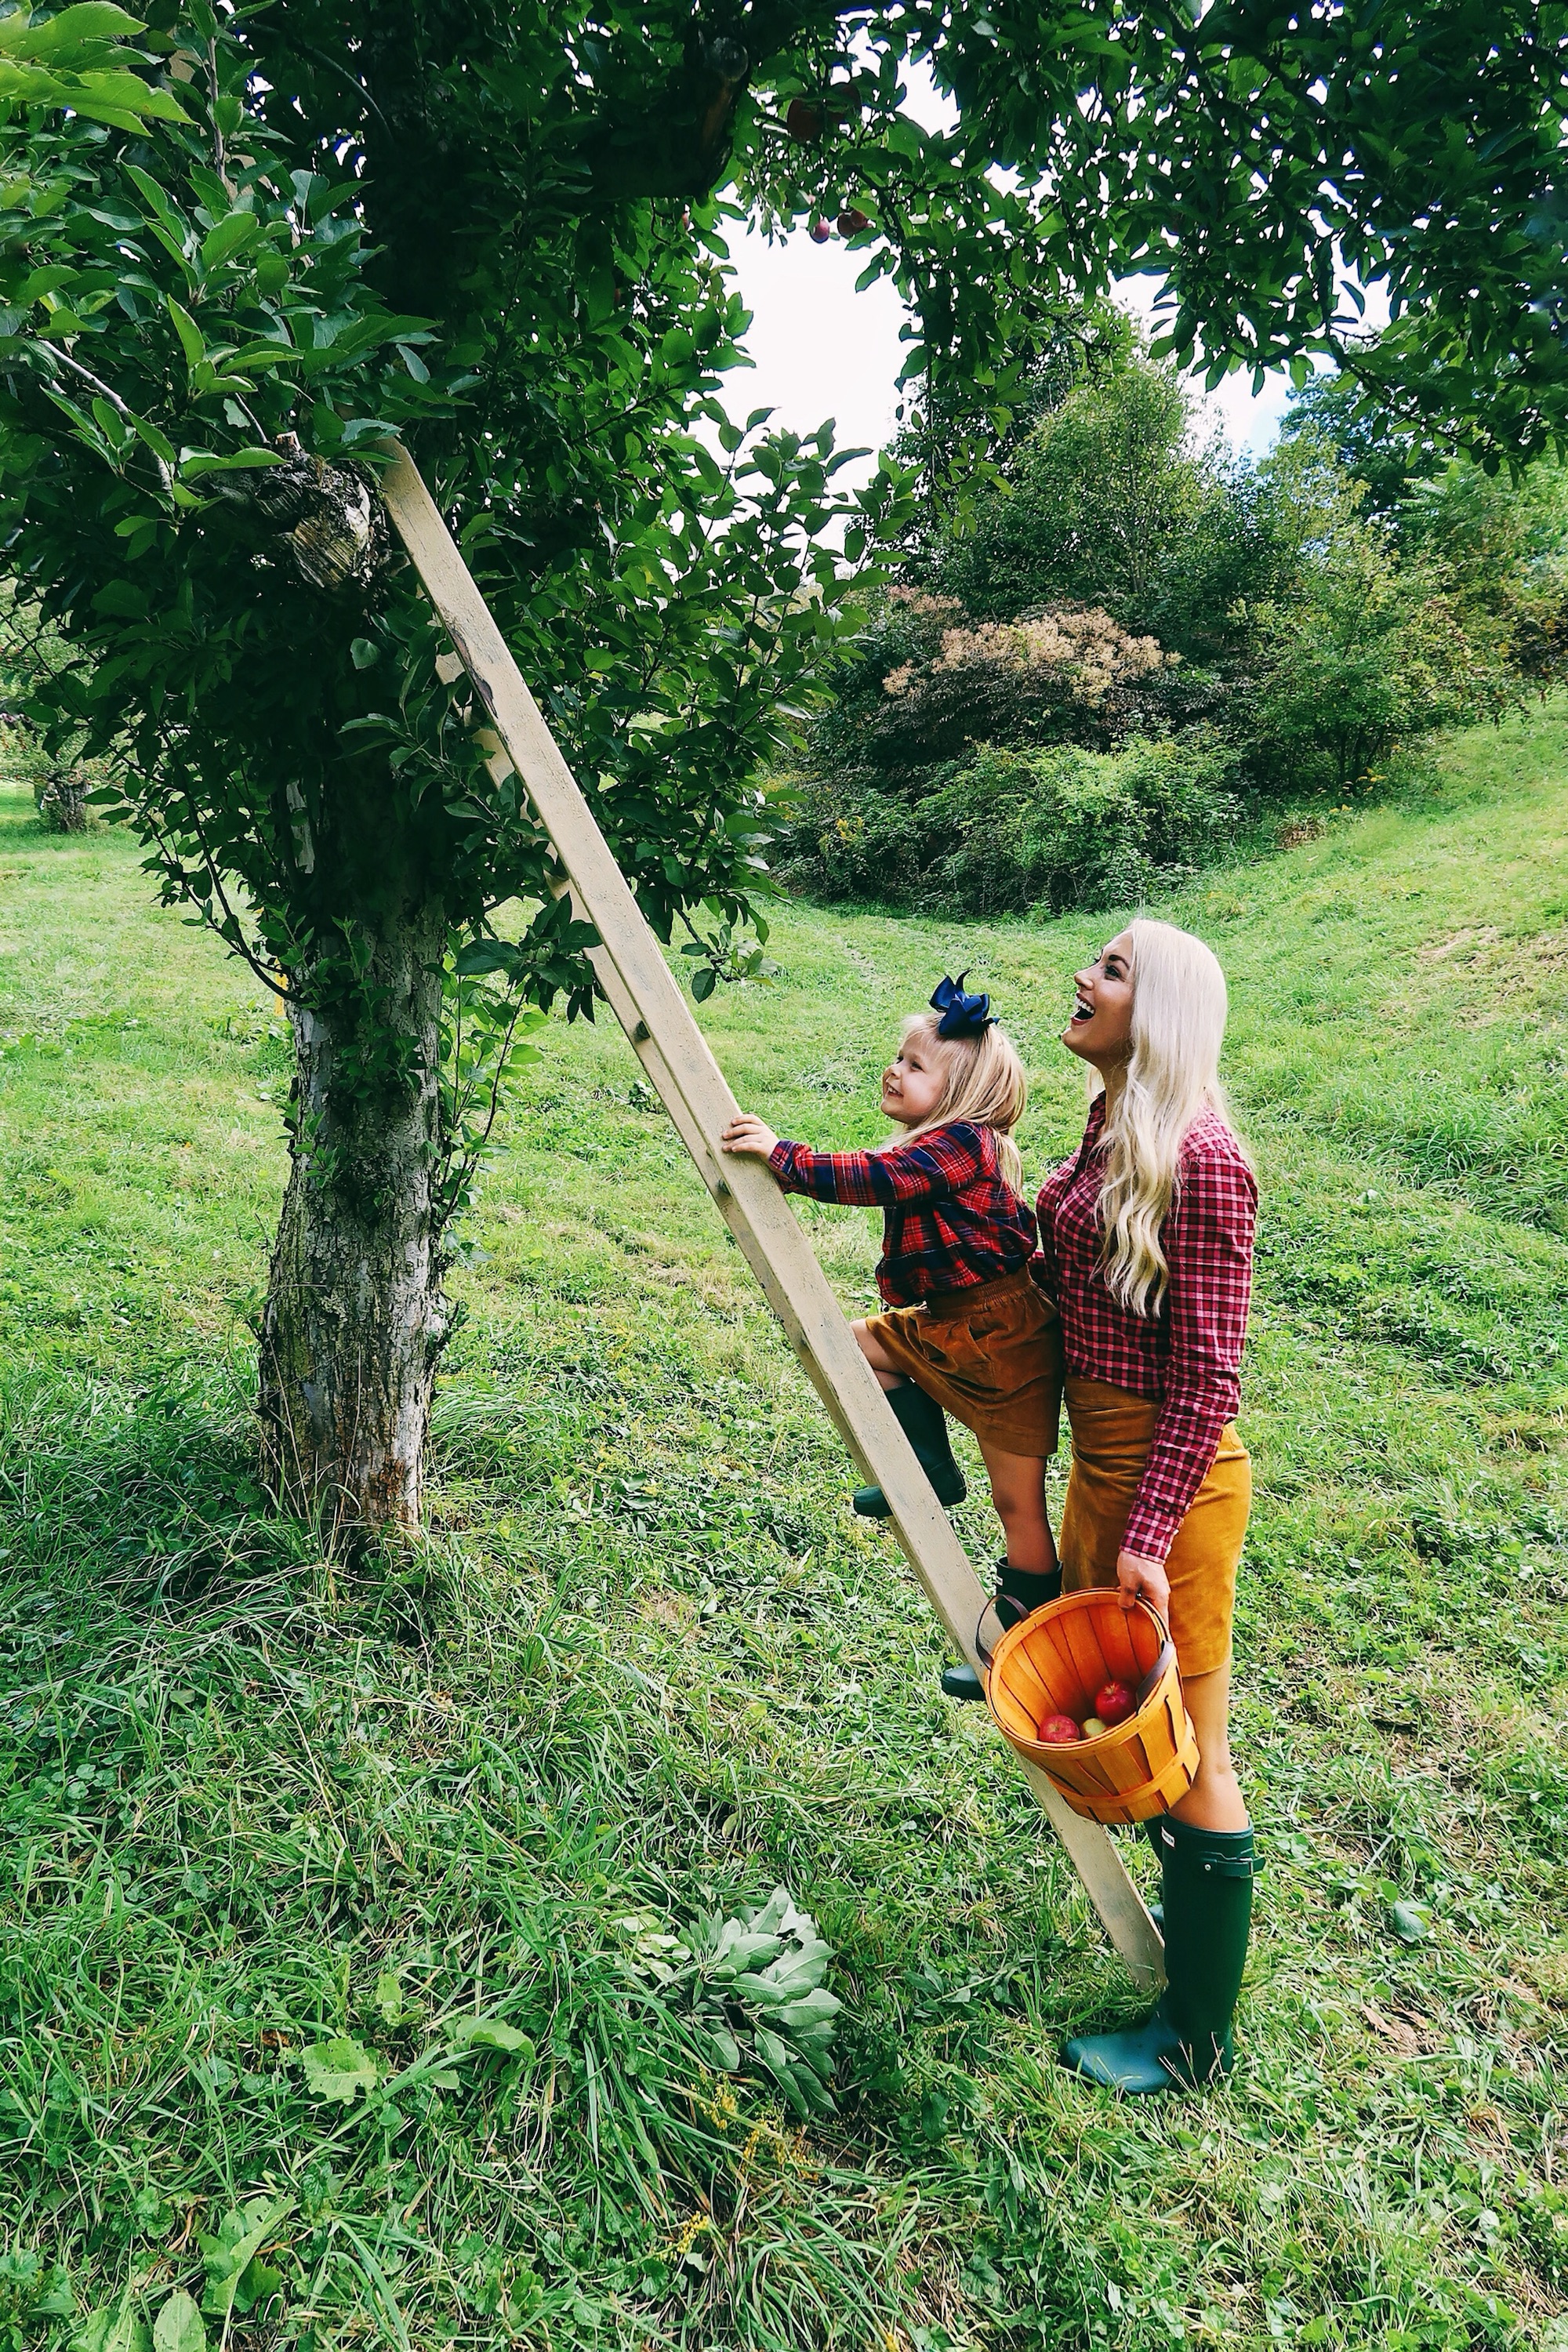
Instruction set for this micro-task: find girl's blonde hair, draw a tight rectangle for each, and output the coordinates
[888,1011,1028,1192]
[1091,917,1248,1318]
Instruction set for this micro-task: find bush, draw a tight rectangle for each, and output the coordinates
[778,731,1240,916]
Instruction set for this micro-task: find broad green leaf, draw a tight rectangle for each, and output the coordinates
[165,296,204,372]
[71,2302,151,2352]
[177,448,283,479]
[300,2036,379,2103]
[199,2194,294,2321]
[92,579,148,618]
[151,2296,205,2352]
[448,2016,534,2057]
[200,212,260,272]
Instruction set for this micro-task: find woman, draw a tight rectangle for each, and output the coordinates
[1035,917,1259,2093]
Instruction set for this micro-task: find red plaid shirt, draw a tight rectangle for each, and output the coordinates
[769,1121,1037,1308]
[1034,1096,1256,1563]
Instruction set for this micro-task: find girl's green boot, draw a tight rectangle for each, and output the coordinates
[854,1380,966,1518]
[1062,1816,1257,2092]
[939,1563,1062,1701]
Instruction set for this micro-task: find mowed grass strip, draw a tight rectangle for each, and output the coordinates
[0,706,1564,2351]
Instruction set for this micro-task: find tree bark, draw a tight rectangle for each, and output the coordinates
[259,901,449,1537]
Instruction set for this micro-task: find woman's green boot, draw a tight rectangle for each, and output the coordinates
[940,1562,1062,1701]
[853,1380,967,1518]
[1062,1817,1257,2092]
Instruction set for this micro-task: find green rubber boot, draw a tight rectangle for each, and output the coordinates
[854,1381,966,1519]
[941,1563,1061,1702]
[1063,1816,1257,2093]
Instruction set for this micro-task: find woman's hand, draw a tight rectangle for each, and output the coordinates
[721,1112,779,1160]
[1116,1547,1171,1620]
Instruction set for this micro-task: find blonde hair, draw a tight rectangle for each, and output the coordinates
[1092,918,1248,1318]
[887,1011,1028,1192]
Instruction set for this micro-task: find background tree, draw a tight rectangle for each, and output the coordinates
[4,0,1567,1534]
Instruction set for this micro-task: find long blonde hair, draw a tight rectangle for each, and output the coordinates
[889,1011,1029,1192]
[1093,918,1247,1317]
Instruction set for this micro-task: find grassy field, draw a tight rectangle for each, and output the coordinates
[0,706,1565,2352]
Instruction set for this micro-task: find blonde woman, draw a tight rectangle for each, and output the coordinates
[1038,917,1260,2094]
[722,975,1064,1610]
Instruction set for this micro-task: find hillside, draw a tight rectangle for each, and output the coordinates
[0,708,1565,2352]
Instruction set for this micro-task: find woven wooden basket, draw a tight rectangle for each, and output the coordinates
[985,1588,1199,1824]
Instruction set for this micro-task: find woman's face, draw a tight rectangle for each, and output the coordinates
[1064,931,1135,1069]
[881,1031,947,1127]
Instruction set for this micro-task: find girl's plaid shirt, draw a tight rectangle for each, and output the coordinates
[768,1120,1037,1308]
[1035,1096,1257,1563]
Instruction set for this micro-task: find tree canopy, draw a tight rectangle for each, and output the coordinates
[3,0,1566,1525]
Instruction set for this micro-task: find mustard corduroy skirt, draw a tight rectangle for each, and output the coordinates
[1058,1374,1250,1678]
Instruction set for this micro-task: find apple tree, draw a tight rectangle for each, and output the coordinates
[1,0,1563,1533]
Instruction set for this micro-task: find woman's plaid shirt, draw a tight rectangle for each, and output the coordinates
[1035,1098,1257,1563]
[768,1121,1037,1308]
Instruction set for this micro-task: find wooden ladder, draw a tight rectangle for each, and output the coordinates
[380,443,1162,1991]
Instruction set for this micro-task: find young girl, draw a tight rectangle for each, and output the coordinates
[721,975,1065,1661]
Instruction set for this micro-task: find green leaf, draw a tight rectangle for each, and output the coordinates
[200,212,260,272]
[71,2302,150,2352]
[165,296,205,372]
[448,2016,535,2056]
[350,637,379,670]
[92,579,148,618]
[151,2296,205,2352]
[300,2036,379,2103]
[178,448,284,480]
[1388,1900,1428,1944]
[691,965,717,1001]
[199,2195,294,2321]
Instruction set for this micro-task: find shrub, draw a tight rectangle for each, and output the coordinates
[779,731,1240,916]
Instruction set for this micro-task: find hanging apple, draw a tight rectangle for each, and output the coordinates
[786,97,822,143]
[1094,1680,1135,1728]
[1040,1713,1083,1744]
[808,217,832,244]
[837,206,870,235]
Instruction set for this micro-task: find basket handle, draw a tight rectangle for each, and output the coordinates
[973,1591,1029,1674]
[1134,1610,1178,1708]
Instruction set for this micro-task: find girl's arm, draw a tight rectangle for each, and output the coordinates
[720,1115,986,1207]
[1119,1143,1258,1577]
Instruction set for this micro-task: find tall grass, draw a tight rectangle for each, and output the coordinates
[0,710,1565,2349]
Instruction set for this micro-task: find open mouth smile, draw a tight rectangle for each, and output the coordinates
[1071,996,1094,1022]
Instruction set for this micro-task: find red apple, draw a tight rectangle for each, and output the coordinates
[837,205,870,235]
[808,217,832,244]
[1038,1713,1082,1744]
[1094,1679,1135,1728]
[786,98,822,143]
[1079,1716,1108,1739]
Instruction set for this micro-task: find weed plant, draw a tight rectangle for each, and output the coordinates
[0,706,1565,2349]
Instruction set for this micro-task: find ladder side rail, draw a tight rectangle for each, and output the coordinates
[390,449,1163,1989]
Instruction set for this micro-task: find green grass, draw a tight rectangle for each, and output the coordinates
[0,705,1566,2352]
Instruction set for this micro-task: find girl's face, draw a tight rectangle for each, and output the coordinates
[881,1031,948,1127]
[1064,932,1135,1069]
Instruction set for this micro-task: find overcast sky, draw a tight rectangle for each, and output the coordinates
[725,219,1299,484]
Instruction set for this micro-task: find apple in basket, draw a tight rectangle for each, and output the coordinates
[1094,1679,1136,1728]
[1039,1713,1083,1744]
[1079,1715,1108,1739]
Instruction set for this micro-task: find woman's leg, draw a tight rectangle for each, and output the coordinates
[975,1436,1058,1578]
[1170,1661,1249,1833]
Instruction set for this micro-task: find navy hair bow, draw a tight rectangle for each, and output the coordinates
[930,971,996,1040]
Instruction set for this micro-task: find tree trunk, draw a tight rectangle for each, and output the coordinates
[259,902,449,1537]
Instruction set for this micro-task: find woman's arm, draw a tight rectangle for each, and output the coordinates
[720,1116,987,1208]
[1119,1142,1258,1594]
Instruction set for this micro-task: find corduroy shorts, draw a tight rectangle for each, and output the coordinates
[865,1269,1063,1457]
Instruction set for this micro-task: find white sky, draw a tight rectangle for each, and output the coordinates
[725,221,1299,482]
